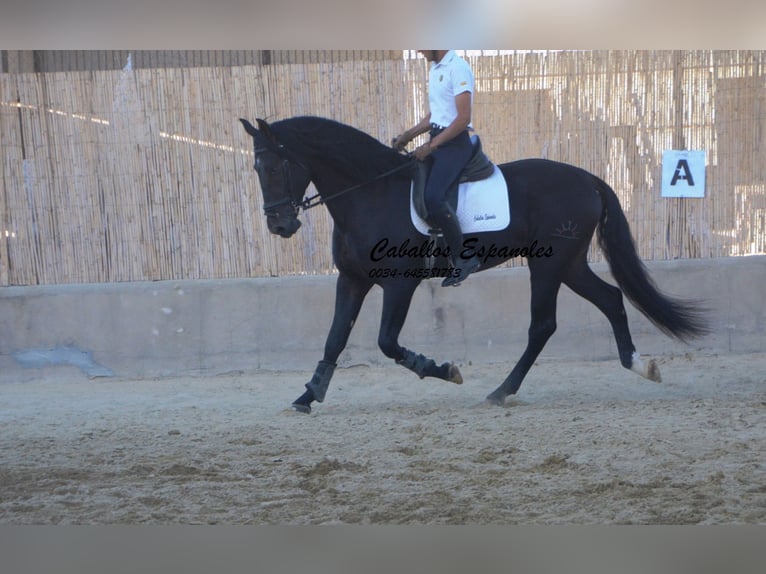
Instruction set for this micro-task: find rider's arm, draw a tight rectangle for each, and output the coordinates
[392,113,432,149]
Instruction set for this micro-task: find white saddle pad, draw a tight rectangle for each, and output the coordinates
[410,165,510,235]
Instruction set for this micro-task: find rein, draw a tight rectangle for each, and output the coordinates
[298,157,416,211]
[256,141,416,215]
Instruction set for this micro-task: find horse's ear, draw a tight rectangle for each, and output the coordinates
[240,118,258,138]
[256,118,278,143]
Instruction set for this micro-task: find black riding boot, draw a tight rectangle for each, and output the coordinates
[429,205,481,287]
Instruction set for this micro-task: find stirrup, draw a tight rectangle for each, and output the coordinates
[442,257,481,287]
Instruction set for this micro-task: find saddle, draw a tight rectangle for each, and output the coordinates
[412,135,495,221]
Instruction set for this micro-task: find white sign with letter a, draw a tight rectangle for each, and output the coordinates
[661,150,706,198]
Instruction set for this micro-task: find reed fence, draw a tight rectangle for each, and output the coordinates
[1,50,764,286]
[1,50,404,73]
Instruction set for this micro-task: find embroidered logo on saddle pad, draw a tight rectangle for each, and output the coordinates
[410,165,510,235]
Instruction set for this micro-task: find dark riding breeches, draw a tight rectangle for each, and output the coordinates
[423,128,473,218]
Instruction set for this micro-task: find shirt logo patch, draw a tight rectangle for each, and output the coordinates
[439,74,443,82]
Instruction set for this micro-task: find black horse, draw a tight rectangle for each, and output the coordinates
[240,116,708,413]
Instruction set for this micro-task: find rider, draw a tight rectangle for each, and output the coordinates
[392,50,482,287]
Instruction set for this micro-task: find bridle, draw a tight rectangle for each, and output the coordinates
[257,145,311,217]
[256,144,417,216]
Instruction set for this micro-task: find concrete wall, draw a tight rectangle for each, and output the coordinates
[1,256,764,382]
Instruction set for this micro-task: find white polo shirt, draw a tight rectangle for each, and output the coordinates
[428,51,474,129]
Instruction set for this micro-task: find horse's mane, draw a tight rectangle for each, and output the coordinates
[269,116,411,181]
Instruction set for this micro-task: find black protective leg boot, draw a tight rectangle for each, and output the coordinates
[430,205,481,287]
[396,349,437,379]
[305,360,336,403]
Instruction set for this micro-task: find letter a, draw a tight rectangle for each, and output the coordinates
[670,159,695,186]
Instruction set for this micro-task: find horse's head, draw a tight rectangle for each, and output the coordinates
[240,118,312,238]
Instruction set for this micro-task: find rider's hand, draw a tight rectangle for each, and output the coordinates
[391,132,411,151]
[413,142,432,161]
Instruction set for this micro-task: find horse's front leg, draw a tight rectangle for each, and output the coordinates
[292,272,372,413]
[378,279,463,384]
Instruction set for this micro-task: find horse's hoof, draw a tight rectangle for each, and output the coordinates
[630,352,662,383]
[647,359,662,383]
[291,402,312,414]
[448,364,463,384]
[484,392,506,407]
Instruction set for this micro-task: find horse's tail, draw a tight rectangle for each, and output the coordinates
[592,175,709,341]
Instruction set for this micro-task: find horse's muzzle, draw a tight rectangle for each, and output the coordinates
[267,216,302,238]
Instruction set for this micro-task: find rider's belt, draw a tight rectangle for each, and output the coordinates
[429,123,446,136]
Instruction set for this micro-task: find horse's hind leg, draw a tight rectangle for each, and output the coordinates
[486,271,562,405]
[292,272,373,413]
[379,280,462,384]
[563,261,661,382]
